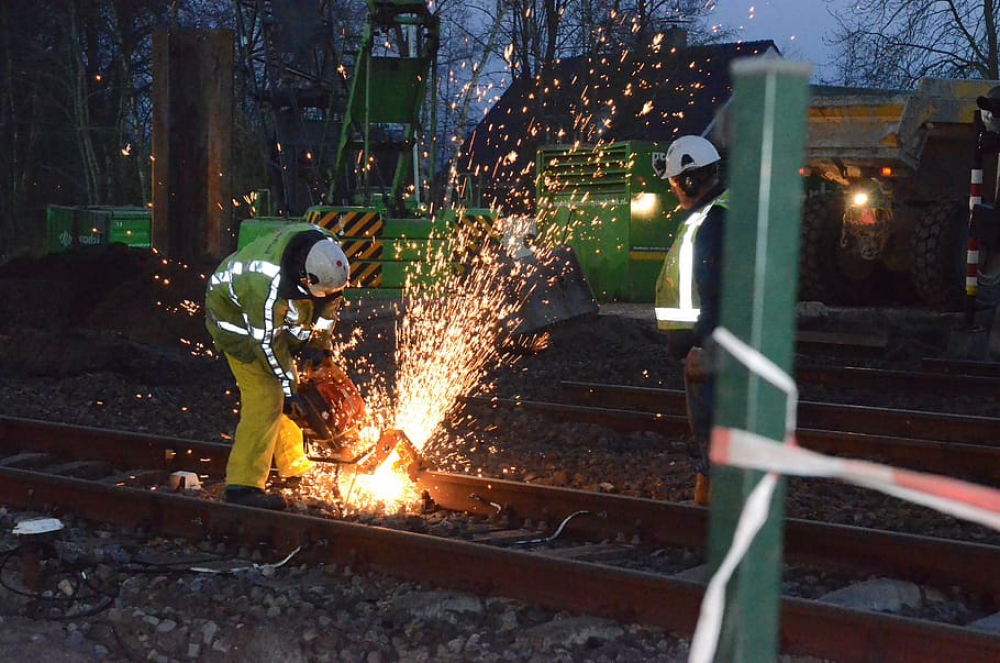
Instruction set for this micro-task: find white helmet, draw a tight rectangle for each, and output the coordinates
[662,135,721,179]
[304,239,350,297]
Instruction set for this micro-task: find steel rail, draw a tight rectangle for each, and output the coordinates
[794,364,1000,397]
[463,395,1000,482]
[557,381,1000,445]
[922,358,1000,377]
[416,472,1000,595]
[0,464,998,662]
[2,415,999,594]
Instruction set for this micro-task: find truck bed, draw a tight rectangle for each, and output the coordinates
[807,78,998,178]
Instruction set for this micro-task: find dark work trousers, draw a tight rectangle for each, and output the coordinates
[684,373,713,476]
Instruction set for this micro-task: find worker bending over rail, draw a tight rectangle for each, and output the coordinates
[654,135,728,506]
[205,223,350,510]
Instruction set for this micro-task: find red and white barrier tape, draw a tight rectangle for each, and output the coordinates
[711,426,1000,530]
[687,327,1000,663]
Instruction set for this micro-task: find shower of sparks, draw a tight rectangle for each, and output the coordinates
[392,228,528,446]
[311,213,564,513]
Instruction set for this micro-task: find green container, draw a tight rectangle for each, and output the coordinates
[46,205,151,253]
[236,217,298,249]
[535,141,682,302]
[382,217,443,239]
[107,212,152,248]
[237,206,497,296]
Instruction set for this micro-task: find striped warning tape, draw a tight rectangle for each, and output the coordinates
[688,326,1000,663]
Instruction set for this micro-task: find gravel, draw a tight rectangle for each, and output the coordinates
[0,244,993,661]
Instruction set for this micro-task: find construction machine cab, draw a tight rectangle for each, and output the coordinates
[238,0,438,218]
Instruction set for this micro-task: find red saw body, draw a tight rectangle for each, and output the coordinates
[292,360,366,454]
[290,360,421,476]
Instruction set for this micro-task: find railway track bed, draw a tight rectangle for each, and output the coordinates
[3,249,1000,662]
[3,416,1000,662]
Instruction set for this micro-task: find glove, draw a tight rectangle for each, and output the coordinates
[284,394,305,418]
[684,346,708,383]
[306,329,333,351]
[296,346,329,368]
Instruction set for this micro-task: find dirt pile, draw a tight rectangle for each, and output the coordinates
[0,245,217,377]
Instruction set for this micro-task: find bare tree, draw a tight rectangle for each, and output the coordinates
[438,2,509,208]
[0,1,53,250]
[570,0,718,54]
[827,0,1000,87]
[498,0,571,84]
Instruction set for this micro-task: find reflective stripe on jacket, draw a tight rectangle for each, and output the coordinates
[205,222,339,397]
[654,191,729,331]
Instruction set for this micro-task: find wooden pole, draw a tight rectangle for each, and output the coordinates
[152,29,234,263]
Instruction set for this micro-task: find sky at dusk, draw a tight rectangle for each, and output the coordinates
[708,1,849,80]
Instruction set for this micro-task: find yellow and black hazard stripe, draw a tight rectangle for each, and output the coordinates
[456,210,497,246]
[349,261,382,288]
[340,237,383,262]
[305,209,384,237]
[304,209,385,288]
[453,210,499,265]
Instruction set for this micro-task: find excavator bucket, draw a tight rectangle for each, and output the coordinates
[507,244,600,338]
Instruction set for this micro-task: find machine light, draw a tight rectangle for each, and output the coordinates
[851,191,869,207]
[630,192,658,216]
[880,166,893,177]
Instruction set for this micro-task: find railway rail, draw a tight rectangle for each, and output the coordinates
[468,361,1000,484]
[1,416,1000,661]
[464,390,1000,484]
[794,364,1000,397]
[556,381,1000,445]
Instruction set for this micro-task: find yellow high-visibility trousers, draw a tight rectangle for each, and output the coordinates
[224,353,314,490]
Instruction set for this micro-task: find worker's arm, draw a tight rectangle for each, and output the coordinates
[245,277,299,397]
[692,206,725,345]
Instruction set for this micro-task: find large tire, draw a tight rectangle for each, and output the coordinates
[911,200,967,311]
[798,194,842,302]
[799,193,889,304]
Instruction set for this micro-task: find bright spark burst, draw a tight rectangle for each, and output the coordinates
[391,220,531,449]
[316,214,558,514]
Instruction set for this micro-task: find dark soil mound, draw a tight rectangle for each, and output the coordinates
[0,245,217,376]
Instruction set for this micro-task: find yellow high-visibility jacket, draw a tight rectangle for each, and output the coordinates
[654,190,729,332]
[205,223,342,397]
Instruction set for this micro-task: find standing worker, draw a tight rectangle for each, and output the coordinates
[205,223,350,510]
[654,135,728,506]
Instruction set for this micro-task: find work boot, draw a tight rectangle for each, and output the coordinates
[693,473,711,507]
[224,486,287,510]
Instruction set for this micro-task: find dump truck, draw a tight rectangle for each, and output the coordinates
[800,77,1000,310]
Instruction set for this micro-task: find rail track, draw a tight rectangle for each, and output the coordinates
[795,364,1000,397]
[460,359,1000,485]
[556,379,999,443]
[1,416,1000,661]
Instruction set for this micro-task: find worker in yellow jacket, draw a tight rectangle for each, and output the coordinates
[205,223,349,509]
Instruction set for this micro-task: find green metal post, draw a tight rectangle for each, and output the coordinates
[706,59,812,660]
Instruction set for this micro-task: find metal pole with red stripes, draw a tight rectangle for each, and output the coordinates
[965,110,985,330]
